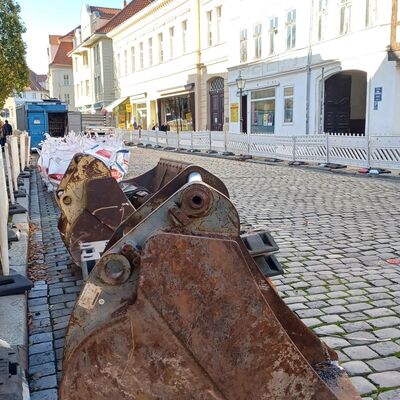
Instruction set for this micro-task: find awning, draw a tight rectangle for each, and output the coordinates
[104,97,129,112]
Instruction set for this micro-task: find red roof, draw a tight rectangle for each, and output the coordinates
[96,0,152,34]
[49,35,60,45]
[90,6,121,19]
[50,41,73,66]
[26,70,48,92]
[59,27,79,41]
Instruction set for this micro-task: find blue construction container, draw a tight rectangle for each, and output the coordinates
[16,100,68,149]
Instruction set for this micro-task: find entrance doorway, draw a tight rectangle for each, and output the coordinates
[324,70,367,134]
[209,77,224,131]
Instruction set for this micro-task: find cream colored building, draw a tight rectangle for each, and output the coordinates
[48,32,76,110]
[108,0,228,131]
[70,5,121,114]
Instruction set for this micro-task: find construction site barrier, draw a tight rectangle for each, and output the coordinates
[0,149,10,275]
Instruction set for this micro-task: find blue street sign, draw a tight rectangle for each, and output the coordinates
[374,87,383,102]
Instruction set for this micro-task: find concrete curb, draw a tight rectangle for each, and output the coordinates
[0,175,31,399]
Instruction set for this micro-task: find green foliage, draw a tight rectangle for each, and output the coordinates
[0,0,29,109]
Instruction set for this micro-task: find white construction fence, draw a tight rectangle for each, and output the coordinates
[116,130,400,171]
[0,132,30,275]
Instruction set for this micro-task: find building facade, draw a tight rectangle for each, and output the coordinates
[70,5,121,114]
[48,32,76,110]
[227,0,400,136]
[108,0,228,131]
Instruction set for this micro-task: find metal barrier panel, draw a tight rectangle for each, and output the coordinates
[247,134,294,160]
[226,133,249,155]
[20,133,26,171]
[328,135,368,168]
[0,150,10,275]
[192,131,211,151]
[157,131,168,147]
[179,132,192,150]
[167,132,179,149]
[8,136,20,189]
[4,144,15,205]
[369,136,400,170]
[25,133,31,167]
[295,135,327,163]
[210,132,225,152]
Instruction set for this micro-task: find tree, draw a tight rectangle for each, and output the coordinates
[0,0,29,109]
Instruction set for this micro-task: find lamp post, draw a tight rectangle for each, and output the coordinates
[236,71,246,134]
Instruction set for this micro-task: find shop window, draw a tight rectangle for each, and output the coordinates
[286,9,296,50]
[240,29,247,63]
[269,17,278,55]
[254,23,262,59]
[339,0,351,35]
[135,103,147,129]
[283,86,294,123]
[65,94,70,105]
[251,88,275,133]
[160,94,194,132]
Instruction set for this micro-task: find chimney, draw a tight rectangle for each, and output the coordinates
[123,0,127,6]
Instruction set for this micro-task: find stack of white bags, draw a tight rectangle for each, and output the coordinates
[37,132,130,191]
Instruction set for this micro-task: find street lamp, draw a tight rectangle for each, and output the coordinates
[236,71,246,133]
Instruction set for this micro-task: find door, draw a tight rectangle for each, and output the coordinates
[241,94,248,133]
[27,111,47,149]
[324,73,351,133]
[209,78,224,131]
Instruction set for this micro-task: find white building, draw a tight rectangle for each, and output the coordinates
[70,5,121,114]
[48,32,76,110]
[108,0,228,131]
[227,0,400,136]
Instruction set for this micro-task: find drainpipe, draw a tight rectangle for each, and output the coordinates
[195,0,201,131]
[306,0,314,134]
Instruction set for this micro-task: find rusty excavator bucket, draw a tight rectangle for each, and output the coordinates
[57,154,360,400]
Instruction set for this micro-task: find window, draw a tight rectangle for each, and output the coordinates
[269,17,278,55]
[74,57,78,72]
[75,84,79,99]
[317,0,328,41]
[148,38,153,66]
[365,0,377,27]
[124,50,128,75]
[207,11,213,46]
[283,87,294,123]
[80,82,83,96]
[251,88,276,133]
[65,94,70,105]
[139,43,144,69]
[254,23,262,59]
[158,33,164,62]
[286,9,296,49]
[169,27,174,58]
[216,6,222,44]
[63,74,69,86]
[131,46,135,72]
[116,53,120,77]
[339,0,351,35]
[85,80,89,96]
[82,51,88,66]
[94,44,100,64]
[32,93,36,99]
[240,29,247,63]
[182,20,187,54]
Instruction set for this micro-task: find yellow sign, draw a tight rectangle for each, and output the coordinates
[126,103,132,113]
[230,103,239,123]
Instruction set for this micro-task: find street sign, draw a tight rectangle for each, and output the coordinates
[374,87,382,102]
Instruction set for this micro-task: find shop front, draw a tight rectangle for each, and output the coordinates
[250,88,276,134]
[157,92,195,132]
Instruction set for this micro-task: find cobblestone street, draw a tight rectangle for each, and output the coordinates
[28,147,400,400]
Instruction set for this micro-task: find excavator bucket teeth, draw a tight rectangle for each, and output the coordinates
[57,160,360,400]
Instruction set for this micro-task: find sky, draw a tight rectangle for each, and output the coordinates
[16,0,123,75]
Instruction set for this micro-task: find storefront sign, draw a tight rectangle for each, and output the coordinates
[126,104,132,113]
[230,103,239,122]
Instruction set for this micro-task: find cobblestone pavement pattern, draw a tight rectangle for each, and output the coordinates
[28,147,400,399]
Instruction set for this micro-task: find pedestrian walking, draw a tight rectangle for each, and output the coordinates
[0,119,4,148]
